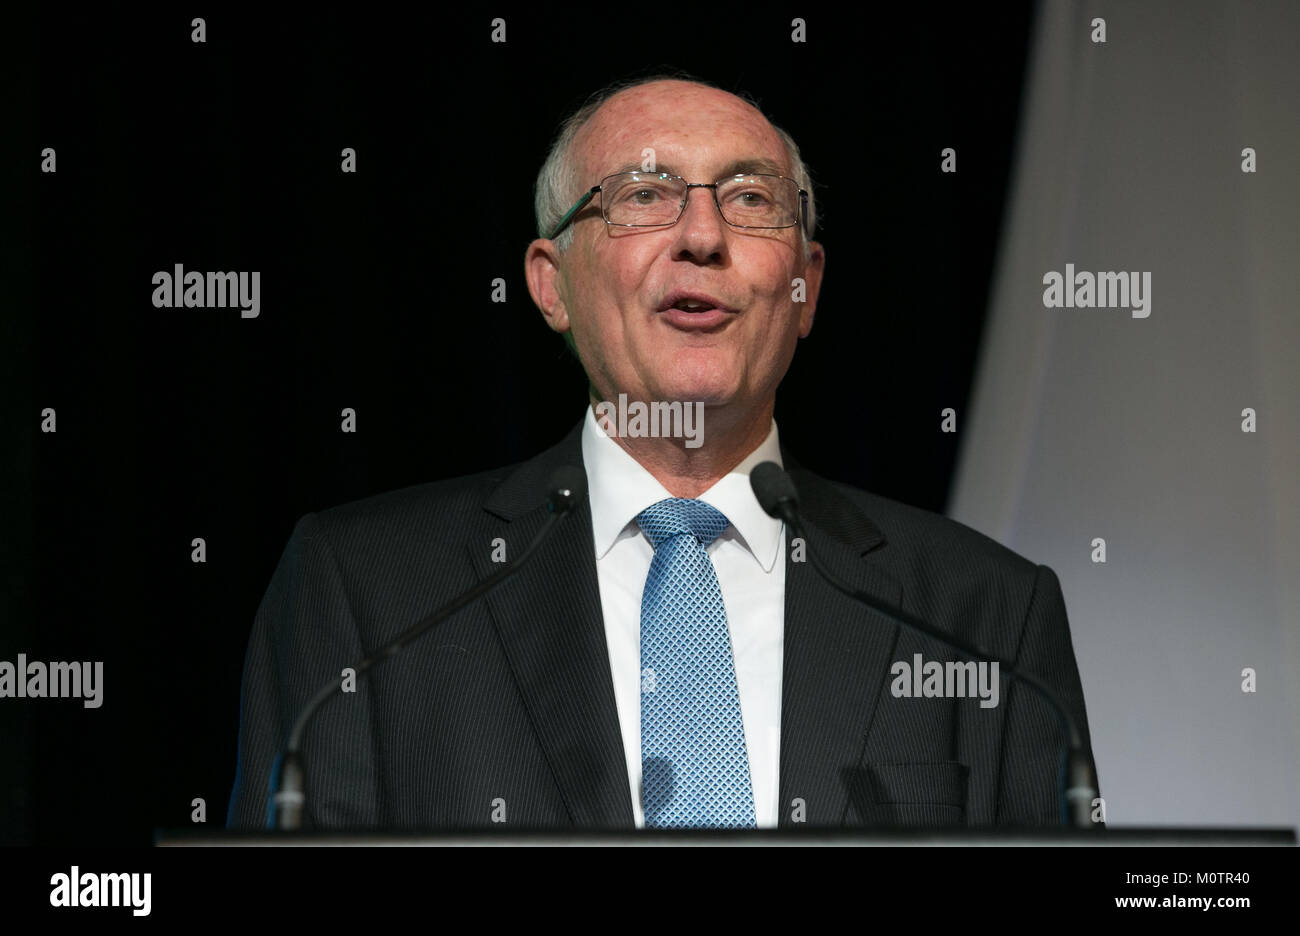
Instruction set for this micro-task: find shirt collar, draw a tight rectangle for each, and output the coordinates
[580,404,785,572]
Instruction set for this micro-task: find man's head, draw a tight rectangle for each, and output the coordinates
[525,74,825,434]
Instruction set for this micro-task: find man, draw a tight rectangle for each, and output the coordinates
[227,73,1096,832]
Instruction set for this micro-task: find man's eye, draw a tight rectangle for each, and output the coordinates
[630,188,662,203]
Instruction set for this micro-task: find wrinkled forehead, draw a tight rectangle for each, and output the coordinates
[575,85,792,183]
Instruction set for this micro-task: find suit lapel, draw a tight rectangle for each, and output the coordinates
[778,465,904,827]
[468,422,635,828]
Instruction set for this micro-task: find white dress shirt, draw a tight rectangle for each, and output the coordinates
[580,405,786,828]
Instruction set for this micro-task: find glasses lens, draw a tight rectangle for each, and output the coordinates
[603,172,686,226]
[717,175,799,228]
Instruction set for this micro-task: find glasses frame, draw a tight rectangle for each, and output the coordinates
[547,170,810,241]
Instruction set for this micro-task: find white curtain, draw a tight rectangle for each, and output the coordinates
[950,0,1300,829]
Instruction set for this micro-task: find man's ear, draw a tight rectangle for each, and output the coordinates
[525,238,570,334]
[798,240,825,337]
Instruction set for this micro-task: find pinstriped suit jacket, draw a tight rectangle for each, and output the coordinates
[226,419,1096,831]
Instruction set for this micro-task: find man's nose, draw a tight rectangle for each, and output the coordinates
[670,186,728,261]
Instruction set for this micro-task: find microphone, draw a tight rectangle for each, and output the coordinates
[750,461,1100,830]
[269,465,588,831]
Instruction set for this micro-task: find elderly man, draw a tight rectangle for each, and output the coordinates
[227,74,1096,832]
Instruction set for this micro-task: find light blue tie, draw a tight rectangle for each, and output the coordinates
[637,498,756,828]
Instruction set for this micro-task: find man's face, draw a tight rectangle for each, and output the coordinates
[527,81,824,424]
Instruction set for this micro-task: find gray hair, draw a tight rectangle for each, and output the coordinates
[533,72,818,259]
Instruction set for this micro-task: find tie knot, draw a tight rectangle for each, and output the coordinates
[636,498,730,550]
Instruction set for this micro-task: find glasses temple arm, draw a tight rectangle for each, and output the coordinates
[547,186,601,240]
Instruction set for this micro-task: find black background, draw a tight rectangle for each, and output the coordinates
[8,3,1035,845]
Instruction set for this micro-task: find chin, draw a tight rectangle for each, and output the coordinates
[653,371,733,403]
[660,352,746,400]
[655,387,739,411]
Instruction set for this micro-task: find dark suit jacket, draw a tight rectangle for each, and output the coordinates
[227,419,1096,831]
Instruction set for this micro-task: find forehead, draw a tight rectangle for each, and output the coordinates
[575,82,791,180]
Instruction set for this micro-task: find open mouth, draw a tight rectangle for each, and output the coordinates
[657,293,736,329]
[659,306,732,329]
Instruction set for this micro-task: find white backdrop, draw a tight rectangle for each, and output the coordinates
[950,0,1300,830]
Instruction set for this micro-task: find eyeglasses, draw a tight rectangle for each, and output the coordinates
[547,171,810,241]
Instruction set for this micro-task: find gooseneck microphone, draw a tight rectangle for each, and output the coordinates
[269,465,588,831]
[749,461,1100,830]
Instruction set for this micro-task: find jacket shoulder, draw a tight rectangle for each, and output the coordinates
[307,462,517,542]
[841,480,1035,572]
[808,475,1048,632]
[305,420,586,541]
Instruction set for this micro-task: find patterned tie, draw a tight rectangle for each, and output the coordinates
[637,497,756,828]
